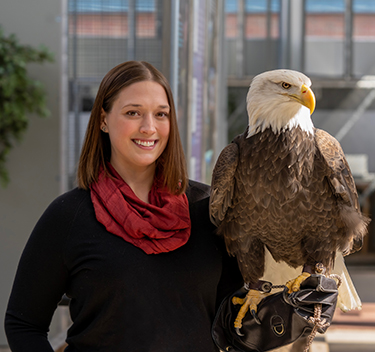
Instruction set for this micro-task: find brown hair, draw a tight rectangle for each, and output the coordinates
[77,61,188,195]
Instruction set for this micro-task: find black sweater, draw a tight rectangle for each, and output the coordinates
[5,181,242,352]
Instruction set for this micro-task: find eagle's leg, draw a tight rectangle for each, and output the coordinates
[230,239,267,334]
[232,289,263,334]
[285,263,326,293]
[285,272,311,293]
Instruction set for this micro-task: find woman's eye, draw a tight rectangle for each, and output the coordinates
[126,111,139,117]
[281,82,292,89]
[156,112,169,118]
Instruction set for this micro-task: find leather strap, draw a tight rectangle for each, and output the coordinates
[245,280,273,293]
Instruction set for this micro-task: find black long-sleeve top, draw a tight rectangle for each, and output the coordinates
[5,180,243,351]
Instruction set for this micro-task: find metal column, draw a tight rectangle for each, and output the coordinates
[279,0,290,68]
[289,0,305,71]
[169,0,180,108]
[236,0,245,78]
[128,0,136,60]
[344,0,353,79]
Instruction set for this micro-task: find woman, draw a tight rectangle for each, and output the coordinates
[5,61,242,351]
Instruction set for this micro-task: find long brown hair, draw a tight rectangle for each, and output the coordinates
[77,61,188,195]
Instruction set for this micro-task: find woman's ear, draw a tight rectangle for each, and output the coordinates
[100,108,108,132]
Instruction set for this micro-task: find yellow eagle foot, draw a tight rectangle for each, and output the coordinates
[232,289,263,335]
[285,272,311,293]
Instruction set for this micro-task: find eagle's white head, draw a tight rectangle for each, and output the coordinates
[246,69,316,137]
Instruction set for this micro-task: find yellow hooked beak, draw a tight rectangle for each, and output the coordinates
[294,84,316,115]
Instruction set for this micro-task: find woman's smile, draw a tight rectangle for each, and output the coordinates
[133,139,158,148]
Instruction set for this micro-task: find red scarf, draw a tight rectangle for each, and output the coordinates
[90,164,191,254]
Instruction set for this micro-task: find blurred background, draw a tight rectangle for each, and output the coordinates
[0,0,374,351]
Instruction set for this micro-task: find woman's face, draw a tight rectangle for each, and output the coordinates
[101,80,170,176]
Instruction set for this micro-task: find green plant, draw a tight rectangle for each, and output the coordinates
[0,27,54,187]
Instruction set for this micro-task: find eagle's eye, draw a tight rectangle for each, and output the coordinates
[281,82,292,90]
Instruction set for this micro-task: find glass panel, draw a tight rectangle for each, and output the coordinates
[244,0,279,39]
[304,0,346,77]
[353,0,375,76]
[243,0,280,75]
[224,0,280,76]
[68,0,160,80]
[225,0,238,38]
[67,0,162,188]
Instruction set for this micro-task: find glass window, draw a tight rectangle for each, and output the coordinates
[67,0,162,188]
[244,0,279,39]
[225,0,238,38]
[225,0,281,76]
[353,0,375,76]
[304,0,346,77]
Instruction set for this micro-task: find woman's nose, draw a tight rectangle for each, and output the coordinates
[140,114,156,134]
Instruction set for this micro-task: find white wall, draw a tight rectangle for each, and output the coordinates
[0,0,62,347]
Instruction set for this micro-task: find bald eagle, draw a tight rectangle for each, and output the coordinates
[210,69,370,332]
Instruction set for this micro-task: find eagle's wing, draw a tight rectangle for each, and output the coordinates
[315,128,359,210]
[315,128,369,254]
[209,142,239,226]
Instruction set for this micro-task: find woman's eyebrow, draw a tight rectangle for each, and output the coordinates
[121,104,142,109]
[121,104,170,109]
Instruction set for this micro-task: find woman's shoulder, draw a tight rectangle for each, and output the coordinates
[186,180,210,204]
[24,188,92,251]
[43,187,91,220]
[51,187,90,205]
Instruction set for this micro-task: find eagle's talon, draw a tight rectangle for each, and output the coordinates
[286,272,311,293]
[232,289,263,331]
[235,327,244,336]
[251,309,261,325]
[232,296,245,305]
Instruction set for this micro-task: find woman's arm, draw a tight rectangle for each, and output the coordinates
[5,193,76,351]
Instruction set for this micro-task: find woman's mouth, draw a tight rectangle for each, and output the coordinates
[133,139,156,147]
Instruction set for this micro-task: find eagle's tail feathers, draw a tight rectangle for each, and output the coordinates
[333,252,362,312]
